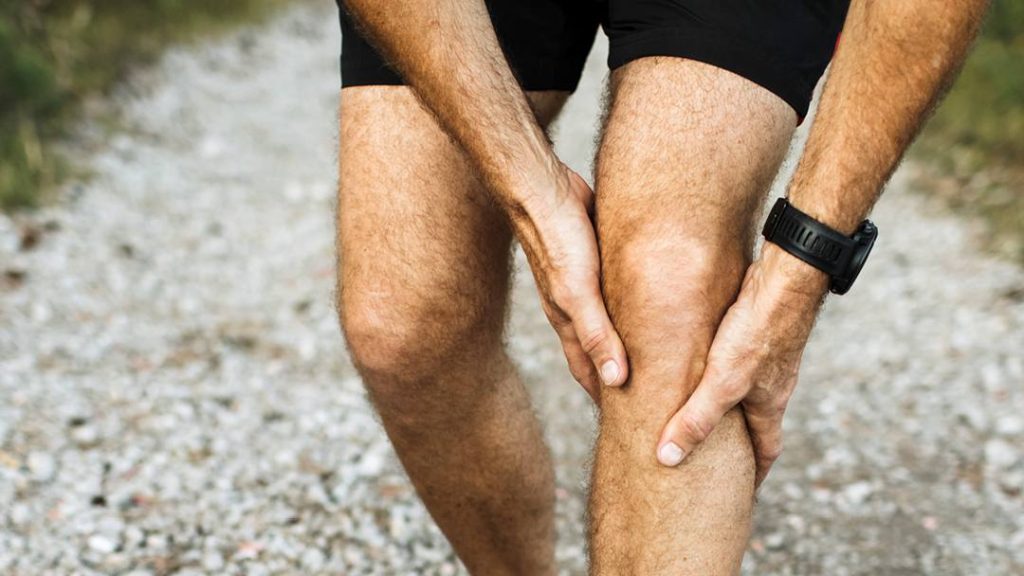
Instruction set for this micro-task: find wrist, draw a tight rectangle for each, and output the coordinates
[495,153,564,216]
[757,242,830,303]
[503,159,577,225]
[786,185,866,237]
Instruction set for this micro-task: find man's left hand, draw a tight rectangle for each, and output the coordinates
[654,243,829,487]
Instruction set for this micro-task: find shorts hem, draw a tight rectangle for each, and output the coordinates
[340,61,586,93]
[608,27,811,120]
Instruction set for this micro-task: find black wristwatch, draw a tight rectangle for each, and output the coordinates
[761,198,878,295]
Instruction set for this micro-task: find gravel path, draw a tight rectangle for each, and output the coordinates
[2,4,1022,575]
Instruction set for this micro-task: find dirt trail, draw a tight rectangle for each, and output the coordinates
[1,4,1022,574]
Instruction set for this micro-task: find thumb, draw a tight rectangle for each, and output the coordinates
[570,281,629,388]
[565,169,595,215]
[657,379,731,466]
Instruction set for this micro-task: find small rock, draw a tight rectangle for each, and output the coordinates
[356,450,385,478]
[985,439,1020,469]
[87,535,117,554]
[2,268,26,288]
[202,551,225,571]
[996,416,1024,437]
[841,481,875,506]
[234,540,264,560]
[18,225,42,251]
[301,548,325,571]
[123,526,145,549]
[145,534,169,551]
[956,404,989,431]
[71,425,101,448]
[785,514,807,535]
[999,470,1024,496]
[764,532,786,550]
[8,504,31,526]
[27,452,56,482]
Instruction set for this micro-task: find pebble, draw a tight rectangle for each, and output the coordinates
[985,439,1020,469]
[87,535,117,554]
[996,415,1024,437]
[8,504,30,526]
[26,452,56,482]
[202,551,225,571]
[301,548,325,571]
[841,481,875,506]
[764,532,787,550]
[70,425,100,448]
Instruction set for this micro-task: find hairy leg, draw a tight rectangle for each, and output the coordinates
[337,87,567,575]
[589,58,796,575]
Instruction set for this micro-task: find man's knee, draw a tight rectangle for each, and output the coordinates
[339,287,503,388]
[599,240,747,437]
[604,237,746,361]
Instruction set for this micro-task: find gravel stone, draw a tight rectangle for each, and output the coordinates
[985,439,1021,469]
[1,3,1022,575]
[87,534,117,554]
[26,452,56,482]
[70,425,101,448]
[995,415,1024,437]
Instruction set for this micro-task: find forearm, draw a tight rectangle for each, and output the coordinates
[342,0,561,216]
[787,0,988,235]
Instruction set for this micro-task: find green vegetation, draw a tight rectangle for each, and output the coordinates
[914,0,1024,262]
[1,0,293,210]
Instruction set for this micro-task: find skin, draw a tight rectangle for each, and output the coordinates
[338,87,569,575]
[656,0,989,487]
[343,0,630,397]
[589,57,796,574]
[337,0,988,572]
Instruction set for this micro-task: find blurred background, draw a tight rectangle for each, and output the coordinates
[1,1,1022,575]
[3,0,1021,255]
[2,0,291,209]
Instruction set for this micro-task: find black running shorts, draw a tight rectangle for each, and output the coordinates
[335,0,850,118]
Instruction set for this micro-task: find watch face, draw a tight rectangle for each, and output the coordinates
[835,221,878,295]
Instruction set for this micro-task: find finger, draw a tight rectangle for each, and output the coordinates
[569,280,629,388]
[566,169,595,215]
[745,408,784,489]
[656,378,734,467]
[558,330,600,401]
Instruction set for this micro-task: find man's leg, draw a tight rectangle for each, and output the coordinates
[589,58,797,574]
[337,87,567,575]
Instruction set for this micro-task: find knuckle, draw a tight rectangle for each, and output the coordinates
[578,328,609,356]
[548,282,576,310]
[679,411,714,443]
[548,311,573,331]
[716,378,749,405]
[562,352,593,385]
[762,443,784,462]
[565,360,587,384]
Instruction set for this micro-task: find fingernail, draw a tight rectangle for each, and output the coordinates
[600,361,620,386]
[658,442,685,467]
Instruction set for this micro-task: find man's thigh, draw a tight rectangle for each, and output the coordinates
[594,56,796,453]
[337,87,567,383]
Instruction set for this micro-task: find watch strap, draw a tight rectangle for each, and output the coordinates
[761,198,855,278]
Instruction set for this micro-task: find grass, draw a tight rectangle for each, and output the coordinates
[911,0,1024,262]
[0,0,296,211]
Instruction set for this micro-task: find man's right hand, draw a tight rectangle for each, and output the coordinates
[341,0,628,396]
[512,166,629,399]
